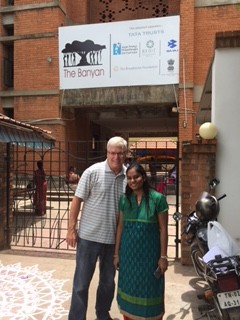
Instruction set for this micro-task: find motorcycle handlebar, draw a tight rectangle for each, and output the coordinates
[182,193,227,236]
[174,193,227,226]
[217,193,227,201]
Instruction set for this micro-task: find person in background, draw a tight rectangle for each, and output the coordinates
[113,162,169,320]
[168,165,176,180]
[66,166,80,191]
[67,166,80,183]
[66,136,128,320]
[33,160,47,216]
[156,165,176,195]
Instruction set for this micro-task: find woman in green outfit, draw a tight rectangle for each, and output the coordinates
[113,162,169,320]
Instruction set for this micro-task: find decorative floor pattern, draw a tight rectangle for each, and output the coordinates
[0,262,71,319]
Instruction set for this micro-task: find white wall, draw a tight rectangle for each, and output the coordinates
[212,48,240,244]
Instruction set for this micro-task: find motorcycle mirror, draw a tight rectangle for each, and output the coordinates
[173,212,182,221]
[209,178,220,190]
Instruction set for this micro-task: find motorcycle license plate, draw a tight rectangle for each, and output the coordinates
[217,289,240,309]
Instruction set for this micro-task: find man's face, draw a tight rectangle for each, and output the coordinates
[107,146,126,173]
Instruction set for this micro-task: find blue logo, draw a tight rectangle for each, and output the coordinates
[168,39,177,49]
[113,43,122,55]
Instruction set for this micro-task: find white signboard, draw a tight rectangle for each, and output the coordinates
[59,16,180,89]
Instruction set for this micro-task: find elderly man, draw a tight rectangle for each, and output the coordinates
[67,136,128,320]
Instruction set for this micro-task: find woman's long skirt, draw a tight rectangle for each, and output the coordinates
[117,222,165,320]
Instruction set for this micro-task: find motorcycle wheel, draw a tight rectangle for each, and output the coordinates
[213,296,230,319]
[191,244,205,278]
[223,307,240,320]
[213,296,240,320]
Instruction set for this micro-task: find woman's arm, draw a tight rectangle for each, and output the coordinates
[158,210,169,274]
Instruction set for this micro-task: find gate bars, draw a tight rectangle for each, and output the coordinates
[8,139,180,259]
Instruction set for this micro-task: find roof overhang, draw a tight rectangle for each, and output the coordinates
[0,114,55,149]
[196,58,213,124]
[197,31,240,125]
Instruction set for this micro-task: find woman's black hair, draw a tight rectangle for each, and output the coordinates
[125,162,152,209]
[37,160,43,170]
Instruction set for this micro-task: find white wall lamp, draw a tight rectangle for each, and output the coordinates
[199,122,218,140]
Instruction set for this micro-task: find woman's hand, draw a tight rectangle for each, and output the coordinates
[158,256,168,274]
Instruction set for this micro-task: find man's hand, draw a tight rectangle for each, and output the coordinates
[66,228,78,248]
[66,196,82,248]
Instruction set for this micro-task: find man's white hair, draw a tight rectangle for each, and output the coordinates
[107,136,127,151]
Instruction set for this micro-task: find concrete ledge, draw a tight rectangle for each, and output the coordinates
[195,0,240,7]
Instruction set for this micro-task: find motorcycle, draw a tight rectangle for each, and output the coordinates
[173,179,240,319]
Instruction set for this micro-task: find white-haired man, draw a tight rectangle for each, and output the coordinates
[67,136,128,320]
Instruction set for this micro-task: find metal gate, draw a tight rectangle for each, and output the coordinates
[9,139,180,258]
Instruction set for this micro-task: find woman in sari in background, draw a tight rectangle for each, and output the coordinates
[33,160,47,216]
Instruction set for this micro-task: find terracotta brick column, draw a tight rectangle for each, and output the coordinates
[181,140,216,265]
[0,142,13,250]
[0,143,5,249]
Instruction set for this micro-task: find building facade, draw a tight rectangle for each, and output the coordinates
[1,0,240,258]
[1,1,239,151]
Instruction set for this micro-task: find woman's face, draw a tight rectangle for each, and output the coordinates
[127,167,144,191]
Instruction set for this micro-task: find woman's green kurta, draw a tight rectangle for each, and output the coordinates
[117,190,168,320]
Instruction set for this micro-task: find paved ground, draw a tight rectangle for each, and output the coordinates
[0,249,210,320]
[3,194,211,319]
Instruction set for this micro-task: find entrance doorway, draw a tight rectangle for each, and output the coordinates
[9,138,180,259]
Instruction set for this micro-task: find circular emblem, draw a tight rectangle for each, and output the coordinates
[146,40,154,48]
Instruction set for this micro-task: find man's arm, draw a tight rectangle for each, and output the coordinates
[66,196,82,248]
[113,211,123,269]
